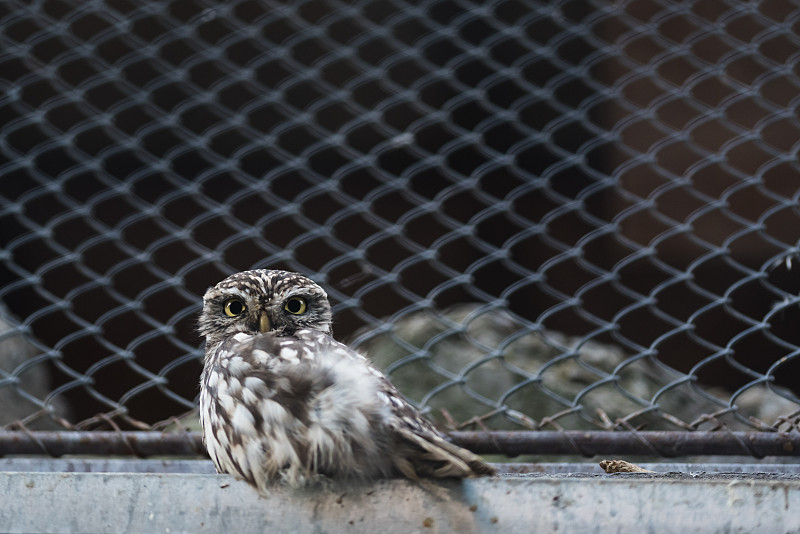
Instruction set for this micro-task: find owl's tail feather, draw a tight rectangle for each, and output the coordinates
[394,427,496,479]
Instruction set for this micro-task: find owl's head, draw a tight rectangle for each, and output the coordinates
[198,269,333,348]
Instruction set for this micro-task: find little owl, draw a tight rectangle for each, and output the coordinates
[198,269,495,491]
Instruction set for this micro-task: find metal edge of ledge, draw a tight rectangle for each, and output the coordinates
[1,430,799,458]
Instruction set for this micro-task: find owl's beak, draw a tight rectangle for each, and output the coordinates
[259,312,271,333]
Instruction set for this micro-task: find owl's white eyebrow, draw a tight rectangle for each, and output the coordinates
[280,287,314,298]
[217,288,253,299]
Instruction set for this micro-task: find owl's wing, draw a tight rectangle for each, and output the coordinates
[392,423,497,478]
[373,372,496,479]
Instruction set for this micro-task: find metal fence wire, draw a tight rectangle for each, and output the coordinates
[2,0,800,459]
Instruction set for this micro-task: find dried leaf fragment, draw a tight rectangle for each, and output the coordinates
[599,460,653,473]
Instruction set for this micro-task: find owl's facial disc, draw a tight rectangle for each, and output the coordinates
[199,269,334,347]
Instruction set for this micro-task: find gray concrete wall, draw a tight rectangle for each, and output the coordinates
[0,463,799,533]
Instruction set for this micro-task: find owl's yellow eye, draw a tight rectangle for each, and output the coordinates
[284,297,307,315]
[224,299,247,317]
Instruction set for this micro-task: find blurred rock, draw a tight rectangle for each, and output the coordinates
[0,305,70,429]
[352,305,800,431]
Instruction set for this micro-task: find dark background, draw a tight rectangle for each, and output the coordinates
[1,0,799,428]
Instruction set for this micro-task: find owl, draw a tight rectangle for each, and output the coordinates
[198,269,495,491]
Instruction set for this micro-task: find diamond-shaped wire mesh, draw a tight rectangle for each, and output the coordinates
[1,0,800,456]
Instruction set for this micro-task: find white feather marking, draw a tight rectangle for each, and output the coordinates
[259,398,288,423]
[307,424,336,468]
[215,427,230,450]
[232,332,251,343]
[227,377,241,395]
[241,387,260,406]
[218,391,235,414]
[251,349,270,364]
[243,376,270,396]
[267,430,300,476]
[231,404,256,435]
[327,358,385,414]
[245,440,266,484]
[278,348,299,363]
[348,409,370,436]
[230,443,247,474]
[207,371,220,388]
[242,388,258,406]
[227,356,251,375]
[378,391,393,407]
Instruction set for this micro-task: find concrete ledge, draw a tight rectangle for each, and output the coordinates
[3,458,800,474]
[1,467,799,533]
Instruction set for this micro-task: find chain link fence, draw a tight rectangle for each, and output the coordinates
[1,0,800,458]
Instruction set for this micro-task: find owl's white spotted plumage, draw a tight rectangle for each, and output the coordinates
[198,269,494,491]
